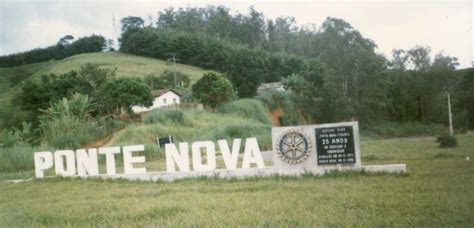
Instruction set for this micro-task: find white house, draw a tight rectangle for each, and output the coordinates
[132,89,181,114]
[256,82,285,95]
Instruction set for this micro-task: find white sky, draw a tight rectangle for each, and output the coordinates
[0,0,472,68]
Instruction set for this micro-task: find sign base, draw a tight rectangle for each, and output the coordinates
[73,163,406,182]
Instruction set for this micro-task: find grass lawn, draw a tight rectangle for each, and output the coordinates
[0,135,473,226]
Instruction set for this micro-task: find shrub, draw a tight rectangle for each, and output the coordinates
[217,99,270,124]
[436,135,458,148]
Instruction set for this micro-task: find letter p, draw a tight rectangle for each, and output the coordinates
[34,152,53,178]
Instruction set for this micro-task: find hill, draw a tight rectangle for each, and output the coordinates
[0,52,214,118]
[0,52,212,85]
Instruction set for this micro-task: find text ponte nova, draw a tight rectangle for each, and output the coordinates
[34,138,265,178]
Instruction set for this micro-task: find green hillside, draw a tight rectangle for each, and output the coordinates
[0,52,214,116]
[0,52,212,84]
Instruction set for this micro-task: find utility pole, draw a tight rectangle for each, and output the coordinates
[445,86,454,136]
[167,53,178,88]
[447,91,453,136]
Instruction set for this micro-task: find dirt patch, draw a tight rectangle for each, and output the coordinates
[269,108,283,126]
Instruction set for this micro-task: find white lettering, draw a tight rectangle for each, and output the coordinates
[192,141,216,172]
[54,150,76,176]
[99,147,120,175]
[165,143,190,172]
[34,152,53,178]
[242,138,265,169]
[218,139,241,170]
[76,149,99,176]
[123,145,146,174]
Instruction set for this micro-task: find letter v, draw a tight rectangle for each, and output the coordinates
[218,139,241,170]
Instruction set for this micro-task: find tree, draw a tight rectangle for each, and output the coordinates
[57,35,74,46]
[103,77,153,115]
[120,16,145,33]
[457,69,474,129]
[226,48,266,98]
[18,71,93,120]
[192,72,234,108]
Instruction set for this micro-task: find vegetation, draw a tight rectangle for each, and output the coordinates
[37,93,124,149]
[119,7,471,131]
[362,122,445,139]
[111,109,272,155]
[217,99,270,124]
[102,77,153,115]
[0,35,106,67]
[0,145,50,173]
[436,135,458,148]
[144,69,191,91]
[256,91,306,126]
[0,136,473,226]
[192,72,234,108]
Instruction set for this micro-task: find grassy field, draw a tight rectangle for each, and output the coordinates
[0,135,472,227]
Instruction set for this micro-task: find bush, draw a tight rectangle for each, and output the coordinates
[217,99,270,124]
[436,135,458,148]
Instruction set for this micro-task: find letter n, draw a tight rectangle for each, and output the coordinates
[165,143,190,172]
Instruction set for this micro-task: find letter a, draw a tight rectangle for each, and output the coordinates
[242,138,265,168]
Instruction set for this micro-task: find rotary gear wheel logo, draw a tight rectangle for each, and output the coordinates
[276,130,312,164]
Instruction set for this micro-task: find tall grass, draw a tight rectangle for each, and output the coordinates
[0,145,48,172]
[217,99,270,124]
[41,117,124,149]
[110,109,272,157]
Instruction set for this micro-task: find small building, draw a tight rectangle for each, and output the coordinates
[256,82,285,95]
[132,89,181,114]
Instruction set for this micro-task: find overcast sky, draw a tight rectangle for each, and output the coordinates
[0,0,472,68]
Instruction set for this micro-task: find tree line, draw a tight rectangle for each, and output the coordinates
[0,35,106,67]
[119,6,472,129]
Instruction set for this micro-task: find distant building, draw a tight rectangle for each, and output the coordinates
[257,82,285,95]
[132,89,181,114]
